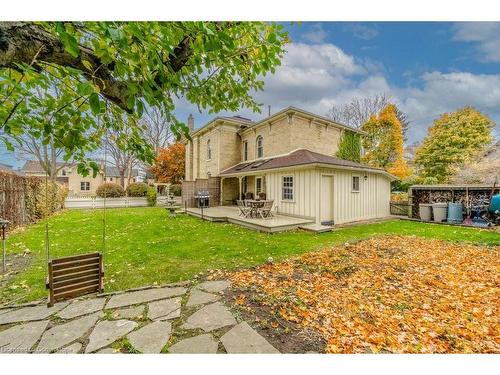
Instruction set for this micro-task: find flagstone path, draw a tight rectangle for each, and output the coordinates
[0,280,278,354]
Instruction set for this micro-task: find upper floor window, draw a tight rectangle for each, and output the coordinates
[243,141,248,161]
[256,136,263,159]
[207,139,212,160]
[61,169,66,176]
[80,181,90,191]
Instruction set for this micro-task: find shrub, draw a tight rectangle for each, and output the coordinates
[170,184,182,196]
[126,182,148,197]
[147,187,157,206]
[96,183,125,198]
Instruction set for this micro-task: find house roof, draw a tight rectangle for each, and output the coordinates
[0,162,20,175]
[220,149,395,179]
[189,115,254,137]
[238,106,365,136]
[20,160,138,178]
[105,166,139,178]
[21,160,71,173]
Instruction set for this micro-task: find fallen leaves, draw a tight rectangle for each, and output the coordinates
[228,236,500,353]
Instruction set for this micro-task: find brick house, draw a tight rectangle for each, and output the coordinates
[182,106,395,225]
[21,161,139,196]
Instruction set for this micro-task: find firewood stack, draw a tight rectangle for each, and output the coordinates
[410,187,498,218]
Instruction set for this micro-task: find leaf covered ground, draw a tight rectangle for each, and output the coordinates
[227,236,499,353]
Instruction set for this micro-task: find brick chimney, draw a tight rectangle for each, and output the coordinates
[187,114,194,133]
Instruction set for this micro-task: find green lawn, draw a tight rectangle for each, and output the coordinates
[1,207,498,303]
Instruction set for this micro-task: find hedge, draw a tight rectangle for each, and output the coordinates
[126,182,148,197]
[96,183,125,198]
[170,184,182,196]
[0,171,68,228]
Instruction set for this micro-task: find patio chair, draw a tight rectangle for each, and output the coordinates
[258,192,267,200]
[244,192,254,200]
[237,200,252,218]
[258,200,274,219]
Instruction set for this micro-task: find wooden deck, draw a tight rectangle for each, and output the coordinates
[185,206,314,233]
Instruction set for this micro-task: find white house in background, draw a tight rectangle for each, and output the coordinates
[182,106,396,226]
[20,161,139,195]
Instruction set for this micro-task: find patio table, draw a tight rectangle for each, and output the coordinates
[245,199,269,218]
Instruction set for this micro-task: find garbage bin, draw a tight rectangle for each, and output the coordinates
[432,203,448,222]
[447,203,464,224]
[419,203,433,221]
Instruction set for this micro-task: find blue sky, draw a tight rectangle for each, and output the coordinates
[2,22,500,168]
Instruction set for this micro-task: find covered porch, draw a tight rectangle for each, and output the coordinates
[185,206,314,233]
[220,174,266,205]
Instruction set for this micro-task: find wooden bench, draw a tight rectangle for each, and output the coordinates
[46,252,104,307]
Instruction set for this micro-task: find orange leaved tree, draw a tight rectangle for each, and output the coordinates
[361,104,410,180]
[150,143,185,184]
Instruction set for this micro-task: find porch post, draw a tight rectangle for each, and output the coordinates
[220,177,224,205]
[238,176,243,200]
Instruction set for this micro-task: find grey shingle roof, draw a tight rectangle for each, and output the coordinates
[220,149,391,177]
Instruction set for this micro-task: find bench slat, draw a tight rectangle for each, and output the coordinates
[51,252,101,264]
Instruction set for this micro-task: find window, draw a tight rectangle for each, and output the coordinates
[282,176,294,200]
[61,169,66,176]
[352,176,360,192]
[207,139,212,160]
[80,181,90,191]
[256,135,263,159]
[255,177,263,195]
[243,141,248,161]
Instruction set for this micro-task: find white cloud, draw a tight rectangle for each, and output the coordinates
[175,42,500,144]
[302,24,327,44]
[343,23,379,40]
[396,71,500,140]
[452,22,500,62]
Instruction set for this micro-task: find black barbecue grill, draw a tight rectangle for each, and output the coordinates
[195,191,210,208]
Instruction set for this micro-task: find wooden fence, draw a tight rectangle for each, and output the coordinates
[390,201,410,216]
[182,177,221,208]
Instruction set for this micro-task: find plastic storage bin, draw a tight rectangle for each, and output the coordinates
[447,203,464,224]
[419,203,433,221]
[432,203,448,222]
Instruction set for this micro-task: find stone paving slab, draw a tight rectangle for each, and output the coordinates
[96,347,121,353]
[0,302,69,325]
[128,321,172,353]
[36,313,100,353]
[186,289,220,307]
[57,342,82,354]
[106,286,187,309]
[221,322,279,354]
[182,302,236,332]
[57,298,106,320]
[195,280,231,294]
[148,297,181,320]
[0,320,49,353]
[85,319,138,353]
[168,334,219,354]
[112,305,145,320]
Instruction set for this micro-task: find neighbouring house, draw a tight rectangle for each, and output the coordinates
[0,162,19,174]
[182,106,396,226]
[20,160,139,195]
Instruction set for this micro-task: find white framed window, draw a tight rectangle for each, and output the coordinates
[255,176,263,195]
[207,139,212,160]
[80,181,90,191]
[243,141,248,161]
[256,135,263,159]
[281,175,294,201]
[352,176,360,192]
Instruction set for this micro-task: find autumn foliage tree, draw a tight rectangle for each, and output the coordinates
[150,143,185,184]
[414,107,494,183]
[361,104,410,180]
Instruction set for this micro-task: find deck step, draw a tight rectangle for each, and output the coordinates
[298,223,333,233]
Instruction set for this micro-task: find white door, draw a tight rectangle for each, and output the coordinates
[320,175,334,224]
